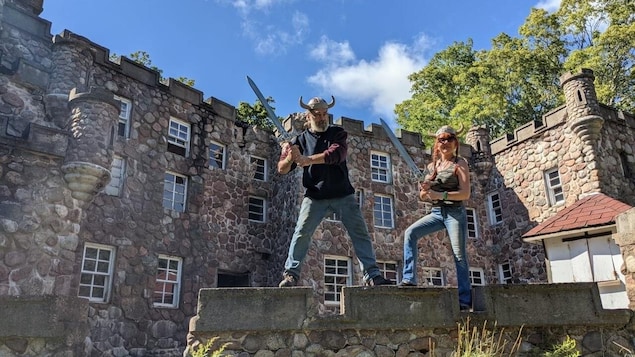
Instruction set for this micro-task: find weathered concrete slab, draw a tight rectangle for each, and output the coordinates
[191,287,314,332]
[0,295,89,339]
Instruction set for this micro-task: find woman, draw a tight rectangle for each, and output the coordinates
[400,125,472,311]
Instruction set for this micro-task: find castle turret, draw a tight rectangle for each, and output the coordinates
[465,125,493,186]
[61,87,119,204]
[560,68,604,146]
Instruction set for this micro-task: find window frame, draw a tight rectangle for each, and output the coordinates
[163,171,188,212]
[209,140,226,170]
[114,95,132,139]
[421,267,445,286]
[251,155,267,182]
[370,151,391,183]
[324,255,352,307]
[373,194,394,229]
[248,196,266,223]
[544,167,565,206]
[377,260,398,285]
[487,192,503,225]
[105,155,126,196]
[465,207,478,239]
[78,243,116,303]
[498,262,513,285]
[469,267,486,286]
[153,255,182,308]
[167,117,191,156]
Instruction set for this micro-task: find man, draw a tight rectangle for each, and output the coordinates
[277,96,392,287]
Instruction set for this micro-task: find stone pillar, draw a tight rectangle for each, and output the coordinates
[45,34,94,128]
[61,87,119,204]
[560,68,604,195]
[614,208,635,309]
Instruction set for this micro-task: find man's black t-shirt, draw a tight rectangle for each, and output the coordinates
[291,126,355,200]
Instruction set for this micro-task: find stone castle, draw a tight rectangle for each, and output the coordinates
[2,0,635,356]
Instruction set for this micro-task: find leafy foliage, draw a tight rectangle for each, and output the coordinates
[395,0,635,139]
[109,51,195,87]
[235,98,277,130]
[543,336,580,357]
[190,337,227,357]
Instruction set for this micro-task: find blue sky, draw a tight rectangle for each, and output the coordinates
[41,0,561,129]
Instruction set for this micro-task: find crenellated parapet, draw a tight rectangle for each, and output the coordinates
[62,86,119,204]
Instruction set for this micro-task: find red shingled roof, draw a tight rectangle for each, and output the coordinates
[522,193,632,239]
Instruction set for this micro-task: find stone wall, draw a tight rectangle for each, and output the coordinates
[186,283,635,356]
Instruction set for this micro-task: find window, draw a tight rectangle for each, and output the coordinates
[498,262,513,284]
[324,256,352,307]
[373,195,394,228]
[465,208,478,239]
[377,261,398,284]
[163,172,187,212]
[421,267,444,286]
[167,118,190,156]
[619,152,632,179]
[209,141,226,169]
[154,255,182,308]
[544,168,564,206]
[325,208,341,222]
[251,156,267,181]
[469,267,485,286]
[114,95,131,138]
[104,155,125,196]
[487,192,503,225]
[370,151,391,183]
[79,244,115,302]
[217,271,250,287]
[248,196,266,222]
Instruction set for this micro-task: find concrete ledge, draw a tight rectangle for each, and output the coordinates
[192,283,633,334]
[191,287,315,332]
[0,295,89,339]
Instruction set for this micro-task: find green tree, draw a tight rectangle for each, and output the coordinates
[110,51,195,87]
[235,97,277,130]
[395,0,634,139]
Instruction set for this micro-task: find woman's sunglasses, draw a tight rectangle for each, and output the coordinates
[437,136,456,144]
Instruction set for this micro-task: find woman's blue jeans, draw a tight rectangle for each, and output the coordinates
[402,205,471,306]
[283,194,381,282]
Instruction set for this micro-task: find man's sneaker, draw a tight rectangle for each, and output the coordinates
[398,280,416,287]
[278,273,298,287]
[460,304,472,312]
[365,275,393,286]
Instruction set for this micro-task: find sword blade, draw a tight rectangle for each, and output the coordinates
[379,118,427,180]
[246,76,293,142]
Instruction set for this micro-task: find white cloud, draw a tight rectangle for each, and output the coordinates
[307,34,430,121]
[535,0,561,12]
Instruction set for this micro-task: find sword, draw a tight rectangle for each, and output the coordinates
[379,118,429,182]
[246,76,294,142]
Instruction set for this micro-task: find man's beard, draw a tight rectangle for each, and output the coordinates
[311,120,328,132]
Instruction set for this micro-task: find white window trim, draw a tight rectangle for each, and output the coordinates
[168,117,191,156]
[163,171,188,212]
[544,167,565,206]
[154,255,182,308]
[79,243,116,303]
[248,196,267,223]
[324,255,352,307]
[209,140,226,169]
[469,267,486,286]
[114,95,131,139]
[377,260,399,284]
[498,262,513,285]
[465,207,478,239]
[370,151,391,183]
[373,194,394,228]
[105,155,125,196]
[487,192,503,225]
[422,267,445,286]
[251,155,267,182]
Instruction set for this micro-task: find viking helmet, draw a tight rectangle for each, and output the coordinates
[432,123,465,137]
[299,96,335,111]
